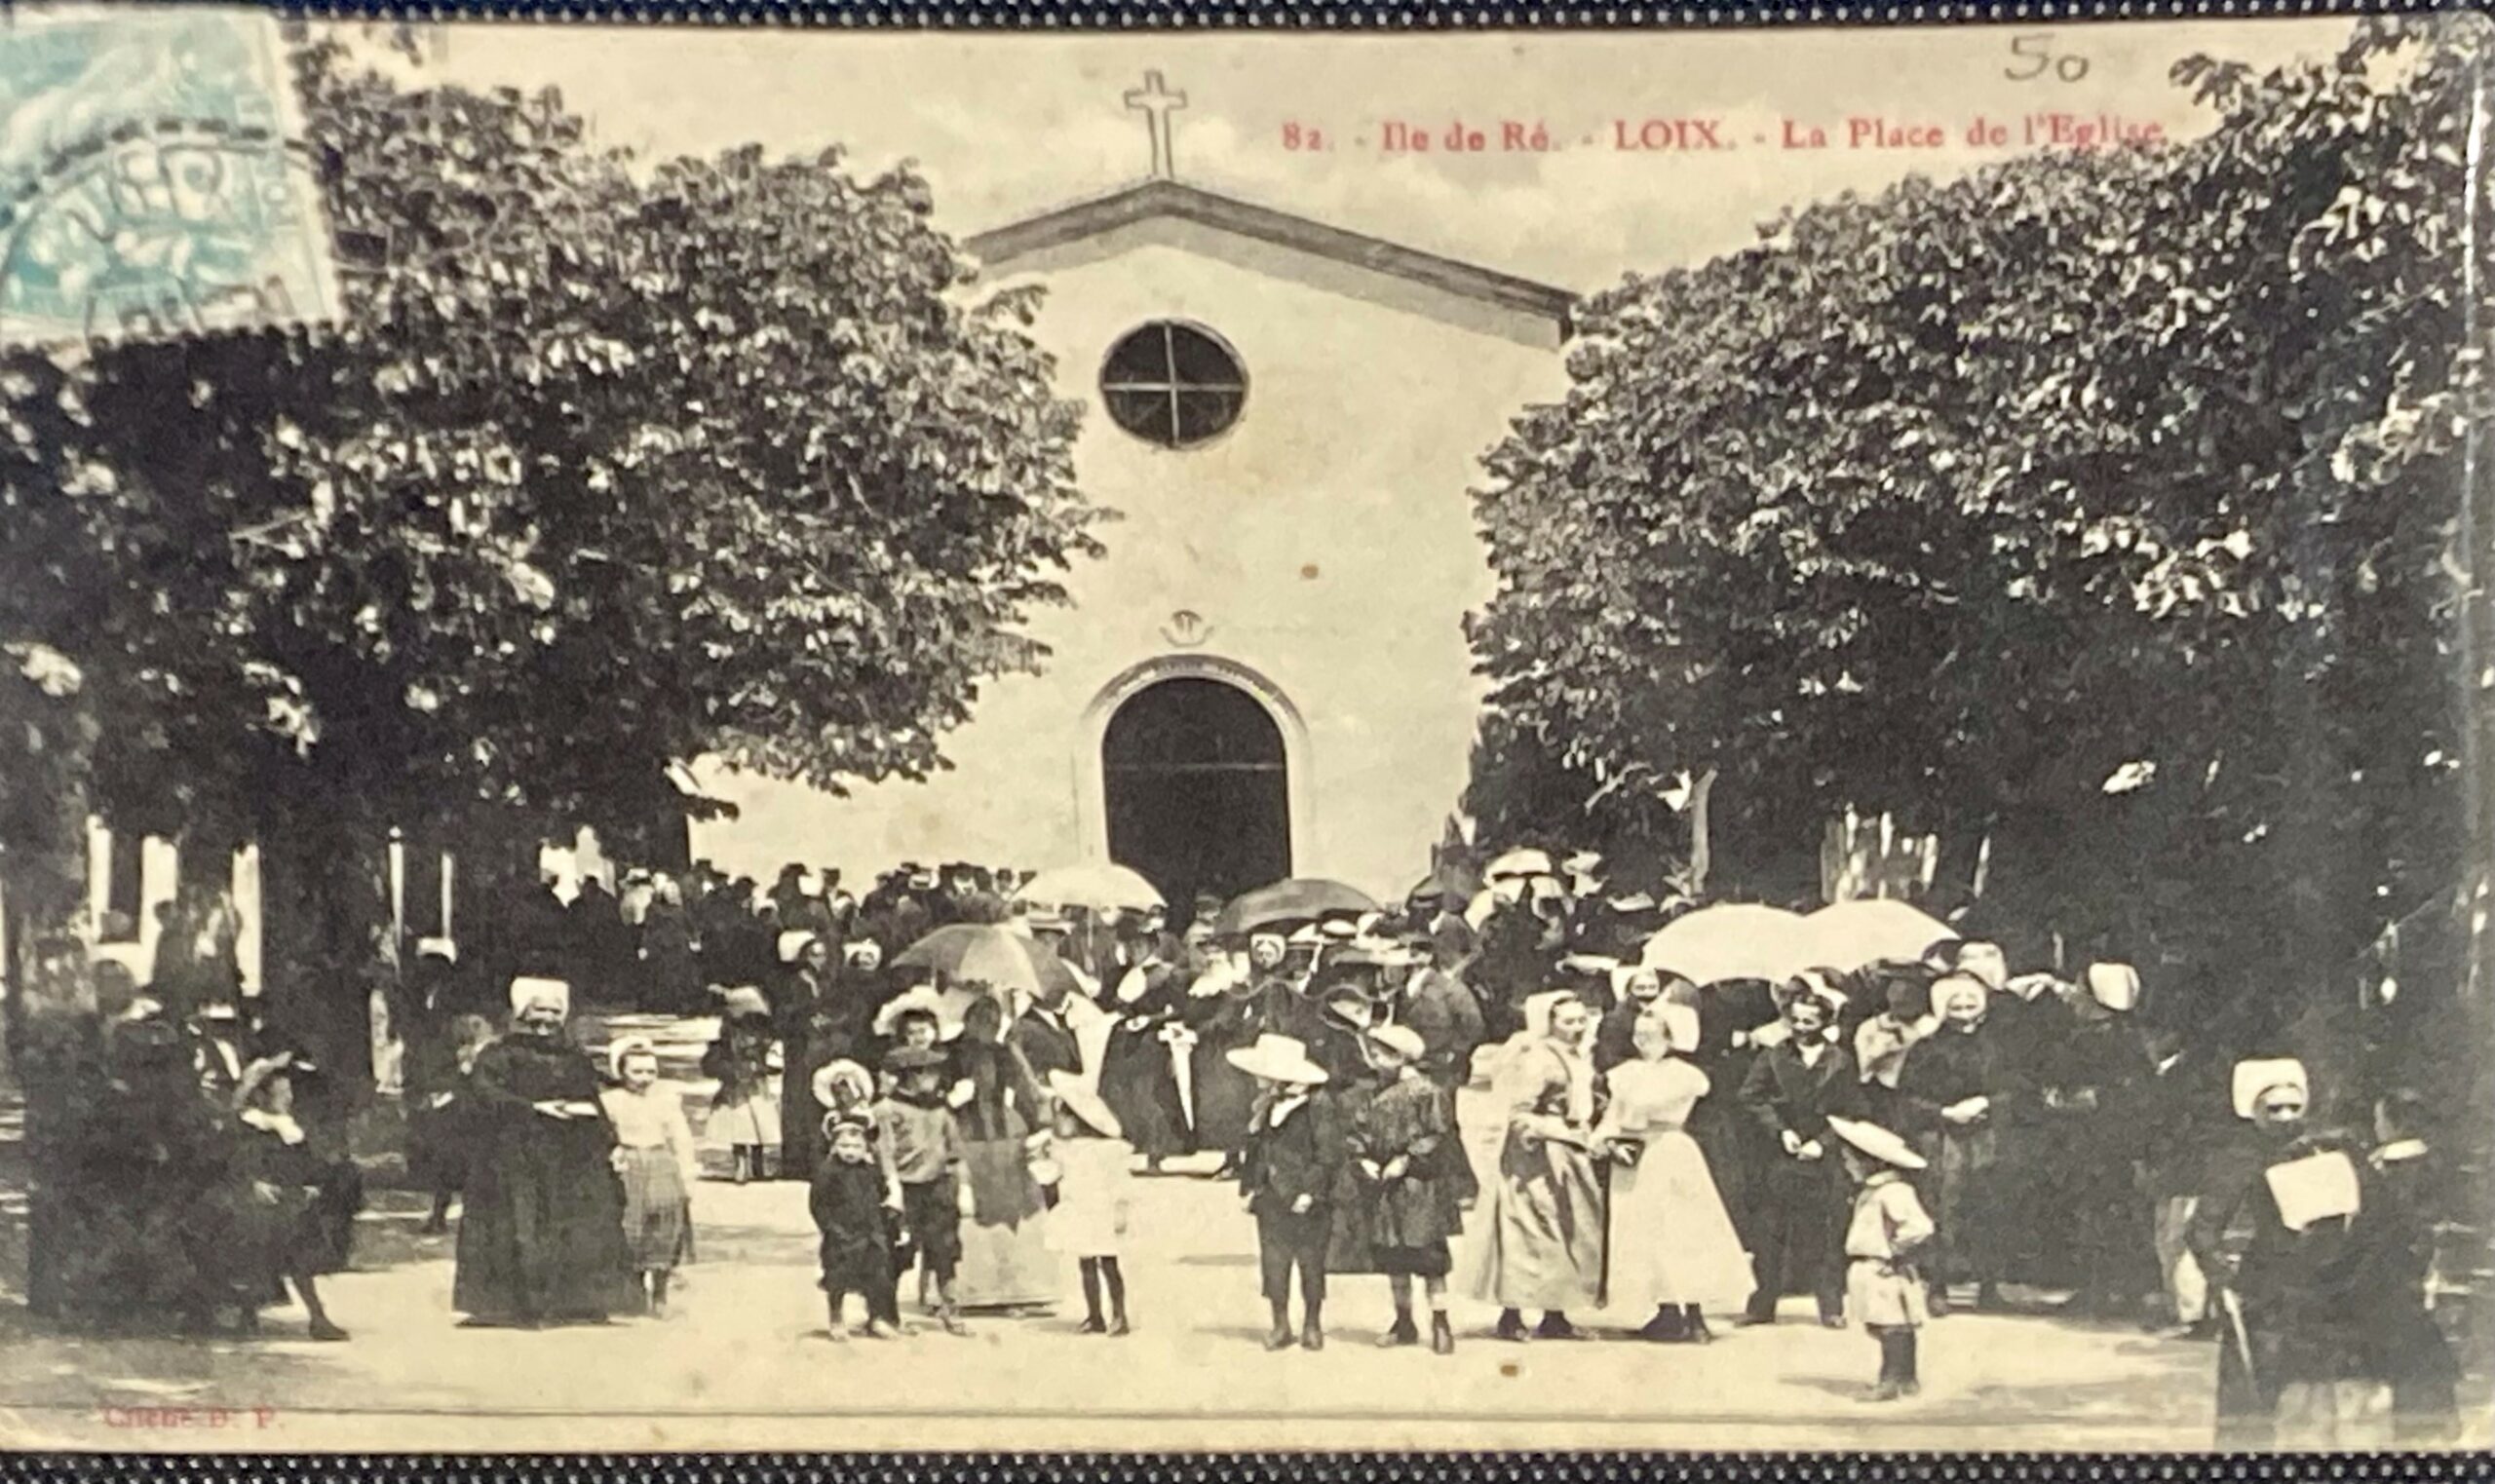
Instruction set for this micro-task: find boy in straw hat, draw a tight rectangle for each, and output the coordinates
[1230,1032,1342,1351]
[1042,1066,1136,1336]
[1826,1115,1936,1402]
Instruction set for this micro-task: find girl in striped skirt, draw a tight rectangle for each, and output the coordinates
[600,1038,699,1315]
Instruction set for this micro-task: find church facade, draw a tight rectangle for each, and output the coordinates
[695,80,1572,906]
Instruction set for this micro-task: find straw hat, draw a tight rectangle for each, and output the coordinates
[1363,1023,1426,1062]
[871,983,957,1040]
[716,985,773,1022]
[1225,1033,1329,1084]
[1826,1115,1927,1170]
[233,1051,299,1110]
[822,1108,875,1142]
[778,930,821,965]
[606,1036,659,1082]
[811,1057,874,1111]
[1046,1067,1124,1139]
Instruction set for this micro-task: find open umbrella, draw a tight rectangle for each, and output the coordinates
[894,923,1049,999]
[1482,848,1555,884]
[1638,902,1814,985]
[1212,878,1381,937]
[1014,862,1166,914]
[1799,898,1956,972]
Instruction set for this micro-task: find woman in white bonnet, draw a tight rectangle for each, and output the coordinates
[1895,970,2022,1314]
[452,978,634,1327]
[2182,1055,2318,1445]
[1596,1001,1752,1342]
[1460,988,1606,1342]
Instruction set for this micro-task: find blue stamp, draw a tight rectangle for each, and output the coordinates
[0,8,340,347]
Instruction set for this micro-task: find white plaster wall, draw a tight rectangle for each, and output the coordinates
[695,228,1563,901]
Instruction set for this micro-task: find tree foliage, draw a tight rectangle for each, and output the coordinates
[1468,17,2488,1015]
[0,40,1098,856]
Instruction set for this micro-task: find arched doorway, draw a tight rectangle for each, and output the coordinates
[1101,676,1291,912]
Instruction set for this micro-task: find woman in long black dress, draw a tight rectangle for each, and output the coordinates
[1186,932,1266,1178]
[451,977,634,1327]
[1100,946,1194,1171]
[776,932,839,1182]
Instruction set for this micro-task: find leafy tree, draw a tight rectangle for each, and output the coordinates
[0,38,1097,1071]
[1468,16,2488,1044]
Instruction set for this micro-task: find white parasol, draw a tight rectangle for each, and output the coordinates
[1637,902,1813,985]
[1014,862,1167,915]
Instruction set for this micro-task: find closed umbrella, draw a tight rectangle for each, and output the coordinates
[1212,878,1381,937]
[1014,862,1166,914]
[1799,898,1956,972]
[1638,902,1814,985]
[894,923,1047,999]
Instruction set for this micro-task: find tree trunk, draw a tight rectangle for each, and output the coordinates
[1686,768,1716,899]
[0,714,96,1072]
[258,819,387,1096]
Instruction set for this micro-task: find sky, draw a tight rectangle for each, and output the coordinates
[362,17,2356,292]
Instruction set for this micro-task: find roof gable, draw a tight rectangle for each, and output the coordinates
[966,179,1574,330]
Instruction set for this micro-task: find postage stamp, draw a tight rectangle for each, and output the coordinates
[0,7,339,347]
[0,3,2486,1457]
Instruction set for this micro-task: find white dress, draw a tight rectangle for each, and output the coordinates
[1044,1135,1134,1256]
[1595,1056,1754,1313]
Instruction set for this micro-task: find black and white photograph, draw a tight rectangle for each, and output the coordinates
[0,4,2486,1452]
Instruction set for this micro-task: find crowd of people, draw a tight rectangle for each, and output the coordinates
[5,849,2471,1445]
[16,949,364,1343]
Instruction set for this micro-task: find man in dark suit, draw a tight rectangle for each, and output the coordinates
[1737,984,1857,1326]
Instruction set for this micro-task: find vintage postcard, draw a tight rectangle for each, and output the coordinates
[0,3,2486,1455]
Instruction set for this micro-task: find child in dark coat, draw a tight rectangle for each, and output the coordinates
[811,1113,902,1340]
[1230,1033,1343,1352]
[1347,1024,1463,1354]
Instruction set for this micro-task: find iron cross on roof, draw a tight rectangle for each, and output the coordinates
[1124,70,1188,180]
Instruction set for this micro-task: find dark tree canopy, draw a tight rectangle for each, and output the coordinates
[0,40,1100,858]
[1467,17,2489,1023]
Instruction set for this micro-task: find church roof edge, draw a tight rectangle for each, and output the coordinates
[964,178,1576,326]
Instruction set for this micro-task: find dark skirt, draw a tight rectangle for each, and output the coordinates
[406,1098,476,1194]
[1373,1241,1452,1277]
[452,1130,635,1324]
[1099,1025,1192,1160]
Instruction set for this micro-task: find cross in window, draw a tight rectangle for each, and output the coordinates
[1124,70,1188,181]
